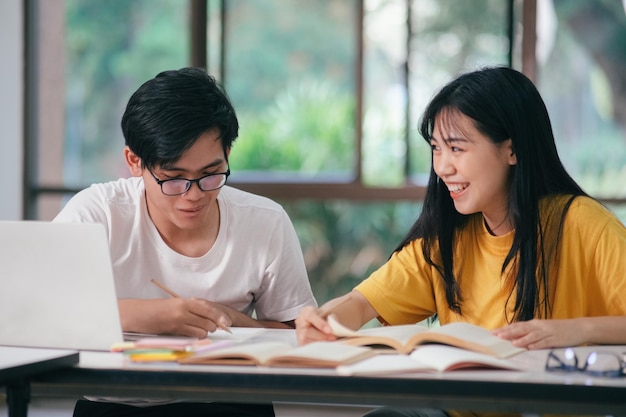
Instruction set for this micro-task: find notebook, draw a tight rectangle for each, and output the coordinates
[0,221,124,351]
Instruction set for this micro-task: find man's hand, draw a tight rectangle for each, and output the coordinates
[119,298,295,337]
[119,298,232,338]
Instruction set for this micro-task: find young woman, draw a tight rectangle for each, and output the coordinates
[295,67,626,417]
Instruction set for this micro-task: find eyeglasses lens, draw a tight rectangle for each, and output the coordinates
[199,174,226,191]
[546,348,624,377]
[585,352,623,376]
[162,180,190,195]
[547,348,578,371]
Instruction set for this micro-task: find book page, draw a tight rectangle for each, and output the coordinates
[328,316,429,347]
[208,327,266,341]
[180,342,292,366]
[410,323,526,358]
[410,345,523,371]
[328,317,525,357]
[336,346,523,375]
[336,354,434,376]
[180,340,376,368]
[265,341,377,367]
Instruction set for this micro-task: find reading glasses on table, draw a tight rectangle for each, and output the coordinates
[148,167,230,196]
[545,348,626,378]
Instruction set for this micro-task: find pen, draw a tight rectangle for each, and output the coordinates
[150,278,233,334]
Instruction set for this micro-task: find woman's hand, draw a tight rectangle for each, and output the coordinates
[493,318,592,350]
[493,316,626,349]
[294,306,338,345]
[295,290,378,345]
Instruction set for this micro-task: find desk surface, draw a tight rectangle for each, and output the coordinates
[30,330,626,415]
[0,346,79,384]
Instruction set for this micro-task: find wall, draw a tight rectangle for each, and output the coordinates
[0,0,23,220]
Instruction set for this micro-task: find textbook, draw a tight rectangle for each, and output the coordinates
[328,316,526,358]
[178,341,377,368]
[336,345,525,376]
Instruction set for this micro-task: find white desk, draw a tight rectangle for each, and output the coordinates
[27,330,626,415]
[0,346,79,417]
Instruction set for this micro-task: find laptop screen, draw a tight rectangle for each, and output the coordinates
[0,221,124,351]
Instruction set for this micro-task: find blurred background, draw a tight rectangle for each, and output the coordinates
[8,0,626,304]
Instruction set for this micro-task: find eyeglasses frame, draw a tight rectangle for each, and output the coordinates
[147,166,231,196]
[545,348,626,378]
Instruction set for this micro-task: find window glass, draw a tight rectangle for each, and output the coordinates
[283,200,421,303]
[536,0,626,199]
[407,0,511,182]
[361,0,511,187]
[222,0,358,181]
[62,0,189,186]
[362,0,408,186]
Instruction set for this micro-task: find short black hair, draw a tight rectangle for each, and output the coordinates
[121,67,239,169]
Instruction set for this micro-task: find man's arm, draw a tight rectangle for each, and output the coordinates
[119,298,295,338]
[119,298,232,338]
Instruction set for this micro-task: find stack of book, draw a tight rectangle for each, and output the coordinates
[111,337,232,362]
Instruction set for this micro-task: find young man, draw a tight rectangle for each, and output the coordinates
[54,67,317,417]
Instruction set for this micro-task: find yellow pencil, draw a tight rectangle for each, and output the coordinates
[150,278,232,334]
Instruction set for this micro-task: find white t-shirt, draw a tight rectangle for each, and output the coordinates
[54,177,317,322]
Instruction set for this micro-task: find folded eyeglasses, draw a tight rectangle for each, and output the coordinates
[545,348,625,378]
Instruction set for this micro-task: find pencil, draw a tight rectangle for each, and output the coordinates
[150,278,181,298]
[150,278,232,334]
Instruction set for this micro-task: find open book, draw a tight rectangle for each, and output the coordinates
[328,316,525,358]
[337,345,525,376]
[178,341,377,368]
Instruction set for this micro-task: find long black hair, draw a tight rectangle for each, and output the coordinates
[398,67,587,322]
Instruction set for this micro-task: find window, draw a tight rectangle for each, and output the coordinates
[221,0,359,182]
[28,0,189,218]
[26,0,626,302]
[535,0,626,200]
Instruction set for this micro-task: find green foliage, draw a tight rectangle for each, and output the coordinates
[565,129,626,198]
[65,0,188,182]
[281,200,421,304]
[230,79,355,174]
[223,0,357,113]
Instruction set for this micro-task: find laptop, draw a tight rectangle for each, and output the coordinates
[0,221,124,351]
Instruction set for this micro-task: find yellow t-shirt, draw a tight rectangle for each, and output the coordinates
[356,195,626,329]
[356,195,626,417]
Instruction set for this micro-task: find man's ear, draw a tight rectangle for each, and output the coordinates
[124,146,143,177]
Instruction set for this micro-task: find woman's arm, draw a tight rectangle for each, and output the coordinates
[492,316,626,349]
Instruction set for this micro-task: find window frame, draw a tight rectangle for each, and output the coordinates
[189,0,514,202]
[24,0,625,219]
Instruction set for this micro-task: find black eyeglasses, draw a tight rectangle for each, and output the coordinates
[147,167,230,196]
[545,348,626,378]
